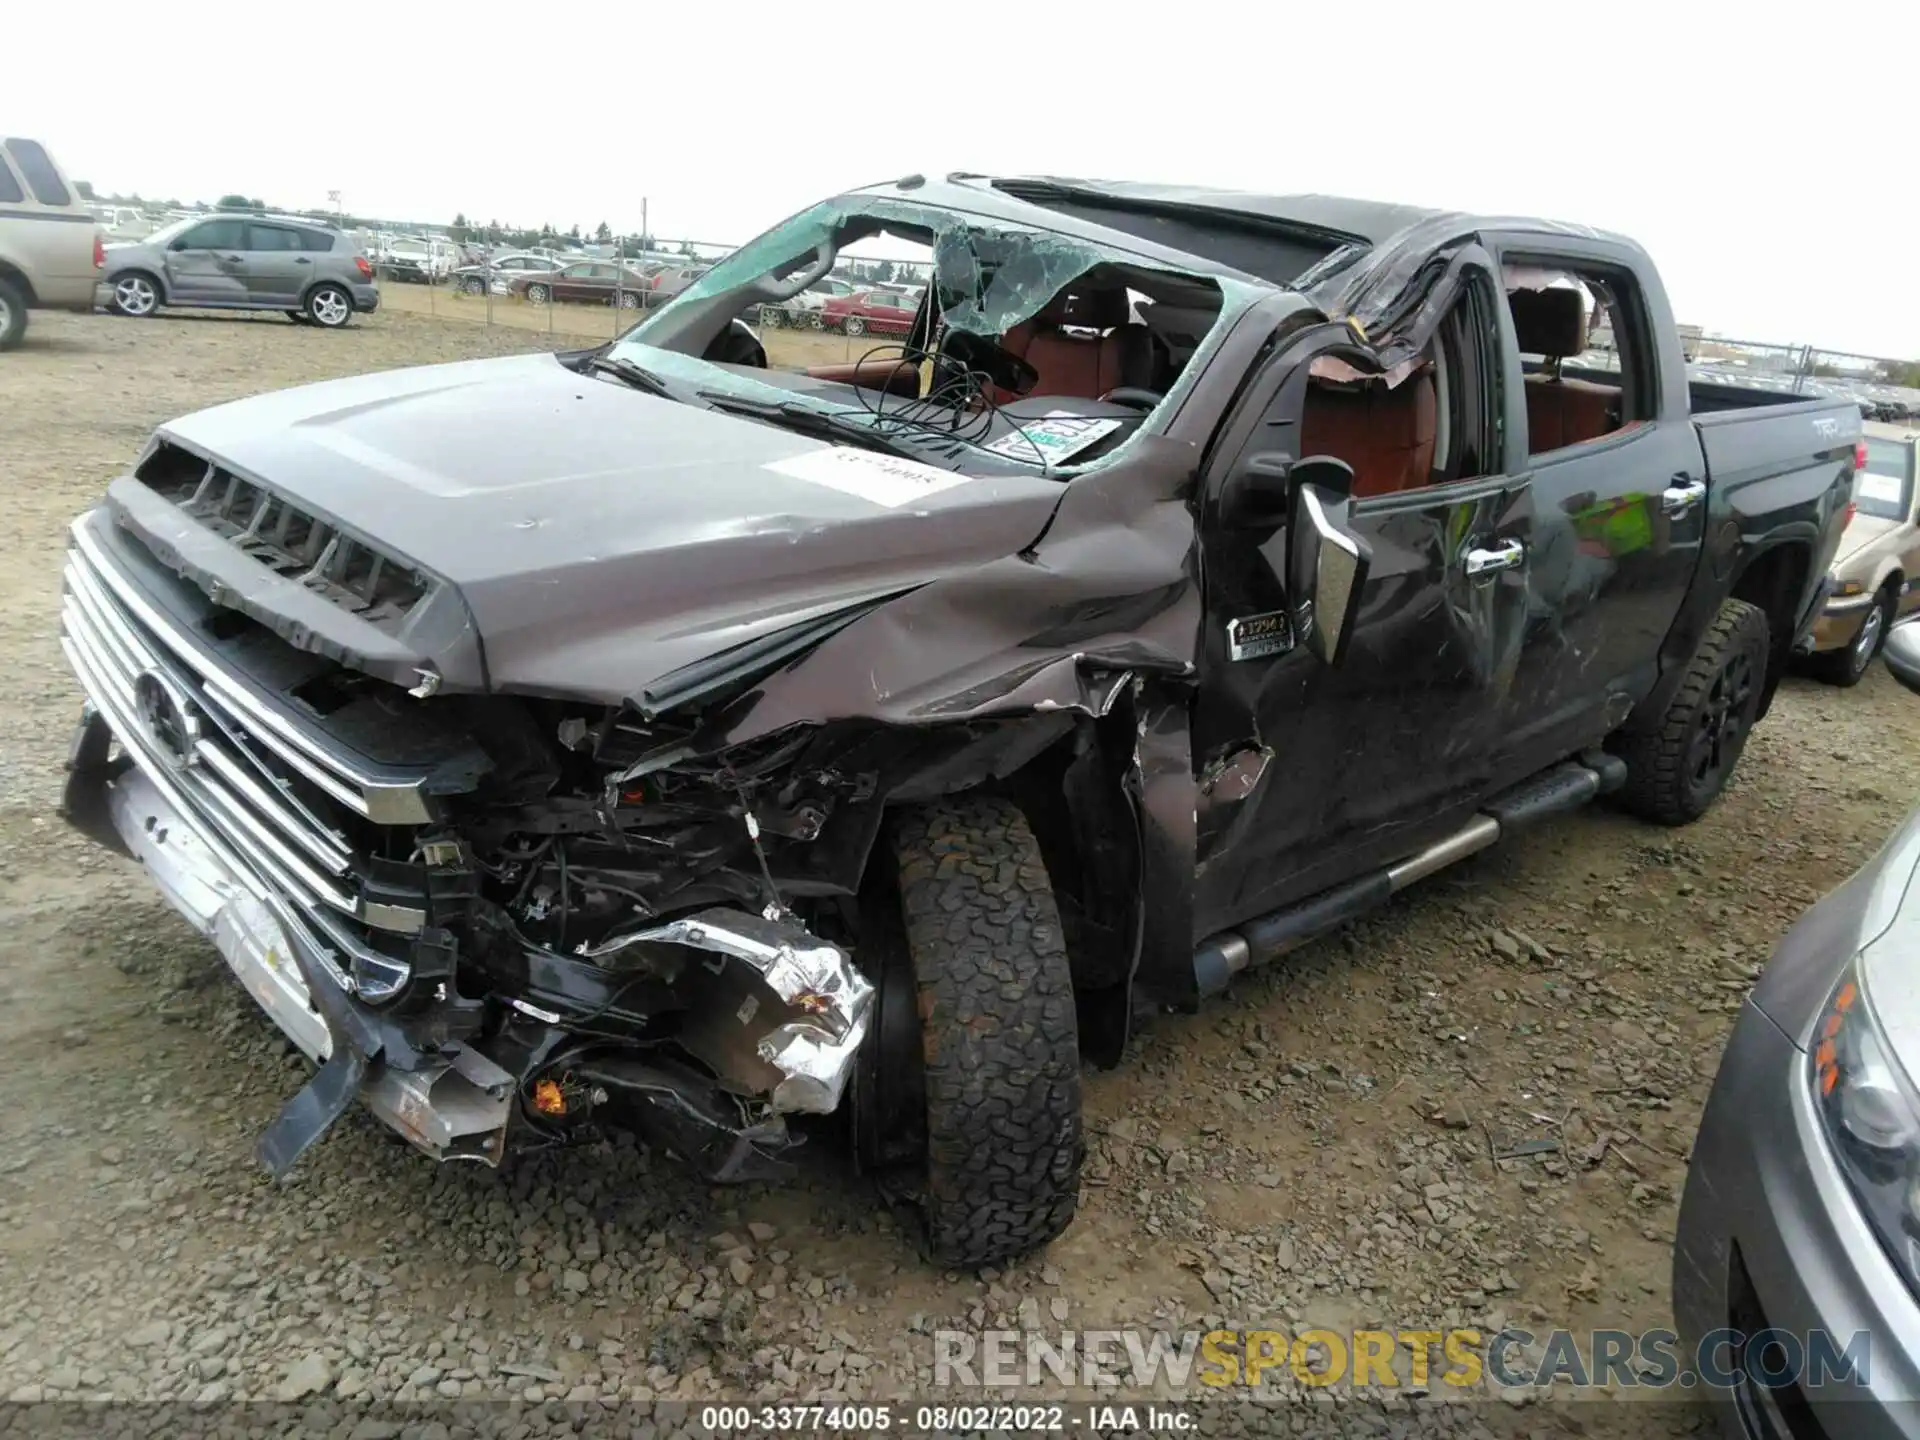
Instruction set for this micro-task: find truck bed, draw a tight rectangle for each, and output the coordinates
[1688,378,1840,415]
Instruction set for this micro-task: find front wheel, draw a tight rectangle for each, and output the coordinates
[617,290,642,310]
[525,283,550,305]
[305,284,353,329]
[843,315,866,337]
[859,797,1083,1269]
[1811,587,1895,687]
[1613,597,1770,825]
[463,276,487,296]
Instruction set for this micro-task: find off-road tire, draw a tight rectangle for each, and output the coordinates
[889,797,1083,1269]
[0,275,25,351]
[1809,585,1895,687]
[1614,597,1770,826]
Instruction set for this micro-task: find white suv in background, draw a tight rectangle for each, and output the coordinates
[0,136,102,349]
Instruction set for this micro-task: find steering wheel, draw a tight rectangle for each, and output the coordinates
[1099,387,1163,410]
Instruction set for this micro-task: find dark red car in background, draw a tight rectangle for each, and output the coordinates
[820,289,918,336]
[511,261,654,308]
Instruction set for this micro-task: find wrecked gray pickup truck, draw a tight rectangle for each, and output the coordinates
[59,175,1860,1267]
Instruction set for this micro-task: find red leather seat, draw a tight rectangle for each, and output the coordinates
[1300,370,1438,498]
[1000,289,1156,400]
[1508,287,1620,452]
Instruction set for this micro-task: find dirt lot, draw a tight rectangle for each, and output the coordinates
[2,307,1916,1434]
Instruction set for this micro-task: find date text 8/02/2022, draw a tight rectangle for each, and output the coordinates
[699,1404,1195,1432]
[931,1326,1874,1391]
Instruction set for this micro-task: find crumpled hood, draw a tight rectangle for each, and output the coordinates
[150,352,1066,703]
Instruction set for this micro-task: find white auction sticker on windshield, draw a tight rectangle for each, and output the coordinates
[764,447,973,509]
[983,412,1123,466]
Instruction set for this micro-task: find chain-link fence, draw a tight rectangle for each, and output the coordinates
[351,221,938,368]
[1682,337,1920,419]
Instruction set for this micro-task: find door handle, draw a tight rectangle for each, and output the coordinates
[1465,539,1526,577]
[294,257,311,264]
[1662,477,1707,517]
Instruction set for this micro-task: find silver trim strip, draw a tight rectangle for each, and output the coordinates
[70,517,433,824]
[59,592,355,912]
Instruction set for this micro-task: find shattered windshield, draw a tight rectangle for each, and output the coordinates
[605,193,1255,477]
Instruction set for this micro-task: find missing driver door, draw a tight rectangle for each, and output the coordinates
[1192,268,1531,935]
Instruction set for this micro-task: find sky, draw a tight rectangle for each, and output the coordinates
[11,2,1917,357]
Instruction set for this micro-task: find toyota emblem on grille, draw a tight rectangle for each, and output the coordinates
[133,670,202,770]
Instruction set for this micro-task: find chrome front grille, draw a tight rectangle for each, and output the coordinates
[60,518,431,997]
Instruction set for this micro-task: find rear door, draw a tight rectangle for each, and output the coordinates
[552,263,595,302]
[163,217,250,305]
[242,222,312,305]
[878,293,914,334]
[1193,256,1534,931]
[1483,236,1708,784]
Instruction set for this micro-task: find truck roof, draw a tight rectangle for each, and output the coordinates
[998,181,1443,248]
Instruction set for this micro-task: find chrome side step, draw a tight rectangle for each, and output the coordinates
[1191,755,1624,999]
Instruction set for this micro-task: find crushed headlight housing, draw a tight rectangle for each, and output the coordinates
[1813,959,1920,1293]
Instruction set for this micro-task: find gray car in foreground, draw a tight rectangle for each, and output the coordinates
[98,213,378,328]
[1675,619,1920,1438]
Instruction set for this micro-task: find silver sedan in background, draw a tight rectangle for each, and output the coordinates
[1676,621,1920,1437]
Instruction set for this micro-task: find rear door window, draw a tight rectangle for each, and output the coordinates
[2,139,72,206]
[246,223,304,251]
[296,228,335,251]
[0,155,22,204]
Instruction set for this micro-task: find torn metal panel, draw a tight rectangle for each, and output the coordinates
[717,432,1207,746]
[1128,690,1201,1013]
[1306,210,1616,341]
[577,907,873,1115]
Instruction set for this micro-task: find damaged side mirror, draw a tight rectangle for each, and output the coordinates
[1285,456,1371,668]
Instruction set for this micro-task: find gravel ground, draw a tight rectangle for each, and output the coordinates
[2,308,1916,1436]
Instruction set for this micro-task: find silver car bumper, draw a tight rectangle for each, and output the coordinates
[102,761,514,1163]
[1676,991,1920,1438]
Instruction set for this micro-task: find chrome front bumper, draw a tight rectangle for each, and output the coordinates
[101,759,513,1164]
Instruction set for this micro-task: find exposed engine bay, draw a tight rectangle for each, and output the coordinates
[62,498,1095,1186]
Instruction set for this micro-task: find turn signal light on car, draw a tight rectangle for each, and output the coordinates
[1815,977,1857,1097]
[1856,440,1870,471]
[354,256,374,280]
